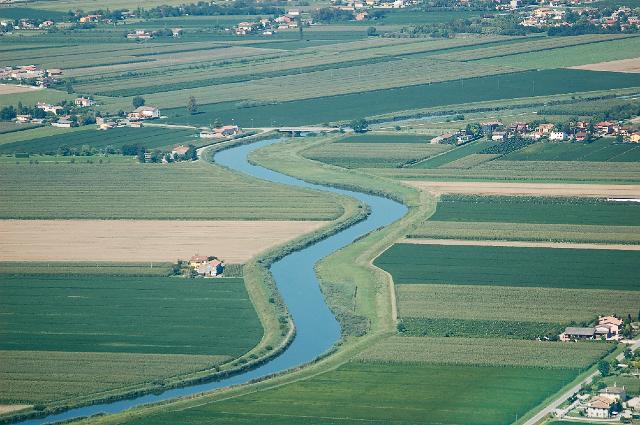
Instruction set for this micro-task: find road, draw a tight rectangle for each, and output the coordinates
[523,340,640,425]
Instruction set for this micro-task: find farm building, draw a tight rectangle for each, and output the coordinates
[599,386,626,401]
[172,145,190,157]
[74,97,95,107]
[197,259,224,277]
[189,255,209,268]
[128,106,160,121]
[559,327,595,341]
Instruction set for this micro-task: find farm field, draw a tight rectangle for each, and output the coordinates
[413,139,502,168]
[94,361,581,425]
[0,275,261,355]
[0,125,86,146]
[503,139,640,162]
[404,180,640,195]
[335,133,433,143]
[409,221,640,244]
[0,126,198,154]
[0,219,326,263]
[302,141,450,168]
[396,284,640,332]
[427,195,640,225]
[373,243,640,290]
[571,57,640,73]
[0,159,343,220]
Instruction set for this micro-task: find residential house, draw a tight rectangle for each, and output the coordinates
[197,259,225,277]
[15,114,31,123]
[127,29,152,39]
[587,396,613,418]
[171,28,183,37]
[430,132,455,144]
[189,255,209,268]
[599,386,626,401]
[79,15,101,23]
[355,11,369,20]
[74,97,95,107]
[52,118,73,128]
[287,8,301,16]
[537,123,555,134]
[36,102,63,115]
[128,106,160,120]
[575,131,588,142]
[217,125,240,137]
[171,145,190,158]
[626,396,640,412]
[549,131,567,141]
[559,326,595,341]
[629,133,640,143]
[456,133,472,145]
[480,120,502,134]
[236,22,254,35]
[491,131,506,141]
[596,121,615,135]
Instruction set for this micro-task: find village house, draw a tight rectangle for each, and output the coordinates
[549,131,567,141]
[79,15,101,23]
[430,132,455,144]
[128,106,160,121]
[599,386,626,401]
[630,133,640,143]
[626,396,640,412]
[537,123,555,134]
[575,131,588,142]
[587,396,613,418]
[51,117,73,128]
[197,259,224,277]
[480,120,502,134]
[595,121,616,136]
[189,255,209,268]
[236,22,254,35]
[15,114,31,124]
[171,145,190,158]
[127,29,153,40]
[355,11,369,20]
[171,28,183,37]
[36,102,63,115]
[74,97,95,107]
[491,131,506,141]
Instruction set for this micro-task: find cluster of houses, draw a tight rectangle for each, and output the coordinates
[94,106,160,130]
[12,97,97,127]
[331,0,415,11]
[519,5,640,30]
[0,18,55,31]
[560,316,624,341]
[0,65,62,87]
[234,10,307,35]
[126,28,183,40]
[432,120,640,146]
[189,255,225,278]
[572,385,640,420]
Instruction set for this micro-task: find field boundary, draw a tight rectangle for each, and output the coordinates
[402,238,640,251]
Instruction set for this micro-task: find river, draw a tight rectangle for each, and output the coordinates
[18,137,407,425]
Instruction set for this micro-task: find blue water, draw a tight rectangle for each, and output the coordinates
[18,138,407,425]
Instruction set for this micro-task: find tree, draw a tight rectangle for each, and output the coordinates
[187,96,198,115]
[350,118,368,133]
[65,81,74,94]
[213,118,222,128]
[0,105,16,121]
[132,96,145,109]
[598,360,610,377]
[367,26,377,36]
[296,16,303,40]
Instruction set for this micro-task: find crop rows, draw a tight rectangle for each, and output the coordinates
[375,243,640,290]
[0,275,262,356]
[504,140,640,162]
[408,221,640,244]
[396,284,640,323]
[0,160,343,220]
[429,195,640,225]
[0,127,197,154]
[302,142,450,169]
[356,336,610,369]
[0,350,228,404]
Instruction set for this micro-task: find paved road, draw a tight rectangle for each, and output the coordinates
[523,340,640,425]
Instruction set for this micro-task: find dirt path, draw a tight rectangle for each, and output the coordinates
[0,405,31,415]
[403,238,640,250]
[569,57,640,73]
[404,181,640,197]
[0,220,327,263]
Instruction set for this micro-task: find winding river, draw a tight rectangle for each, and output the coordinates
[19,137,407,425]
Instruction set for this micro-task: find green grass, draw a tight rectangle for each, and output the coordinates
[374,243,640,290]
[164,69,640,126]
[0,7,69,20]
[111,362,580,425]
[0,127,198,154]
[399,317,566,339]
[504,140,640,162]
[0,262,173,276]
[429,195,640,226]
[0,275,262,356]
[0,159,343,220]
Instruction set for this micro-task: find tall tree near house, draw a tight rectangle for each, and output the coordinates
[296,16,303,40]
[187,96,198,115]
[132,96,145,108]
[65,81,74,94]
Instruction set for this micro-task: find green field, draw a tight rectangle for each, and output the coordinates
[374,243,640,290]
[412,139,501,168]
[302,141,450,168]
[409,221,640,244]
[503,140,640,162]
[429,195,640,225]
[0,275,261,355]
[0,159,343,220]
[335,133,433,144]
[164,69,640,126]
[0,127,198,154]
[396,284,640,337]
[106,361,580,425]
[357,336,609,368]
